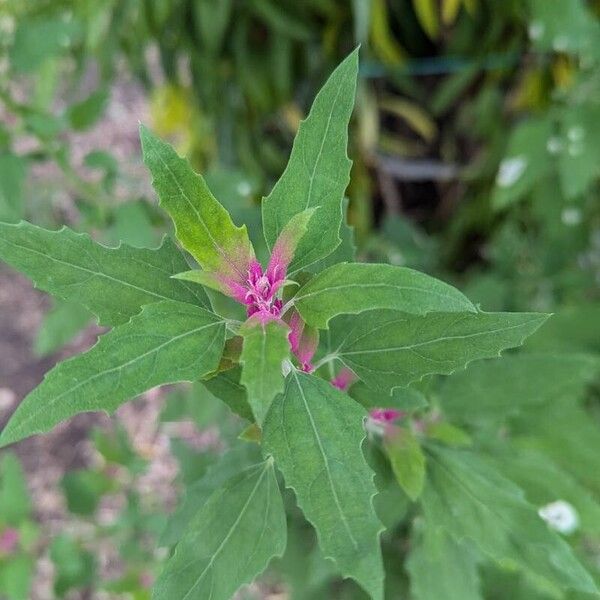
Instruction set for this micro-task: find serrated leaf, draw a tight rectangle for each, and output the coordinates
[383,427,426,501]
[263,371,384,600]
[331,310,548,393]
[154,460,286,600]
[262,49,358,273]
[294,263,475,328]
[239,317,291,425]
[0,221,208,326]
[422,446,598,595]
[140,125,255,287]
[0,301,225,447]
[160,444,262,547]
[407,521,483,600]
[440,353,599,426]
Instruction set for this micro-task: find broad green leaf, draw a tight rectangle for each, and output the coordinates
[294,263,475,328]
[140,125,255,285]
[160,444,262,546]
[383,427,426,501]
[154,460,286,600]
[331,310,548,393]
[262,49,358,273]
[239,318,291,425]
[263,371,384,600]
[308,197,356,272]
[510,401,600,496]
[407,521,482,600]
[422,446,598,595]
[0,301,225,447]
[0,221,209,326]
[440,354,599,426]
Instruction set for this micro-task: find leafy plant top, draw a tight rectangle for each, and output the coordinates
[0,49,593,600]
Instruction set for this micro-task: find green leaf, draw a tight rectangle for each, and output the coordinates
[0,454,31,525]
[140,125,255,284]
[422,446,598,595]
[383,427,426,501]
[61,469,112,516]
[0,221,209,326]
[154,460,286,600]
[407,520,483,600]
[263,371,384,600]
[160,444,262,547]
[239,318,291,425]
[440,353,599,426]
[294,263,475,328]
[0,301,225,447]
[0,555,34,600]
[331,310,549,393]
[262,49,358,273]
[66,89,109,131]
[201,367,253,421]
[50,534,96,597]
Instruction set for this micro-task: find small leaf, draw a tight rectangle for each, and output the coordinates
[331,310,549,393]
[422,446,598,595]
[154,460,286,600]
[413,0,440,38]
[262,49,359,273]
[294,263,475,328]
[239,317,291,425]
[202,367,253,421]
[383,427,426,501]
[0,221,208,326]
[140,125,255,288]
[0,301,225,447]
[0,454,31,525]
[263,371,384,600]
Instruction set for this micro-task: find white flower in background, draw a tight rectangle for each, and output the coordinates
[538,500,579,534]
[546,136,563,155]
[496,156,527,188]
[528,21,545,41]
[561,207,582,226]
[567,126,585,142]
[236,180,252,197]
[552,35,570,52]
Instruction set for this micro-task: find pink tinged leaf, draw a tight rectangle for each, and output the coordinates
[266,208,318,283]
[331,367,357,391]
[172,269,248,303]
[287,311,318,371]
